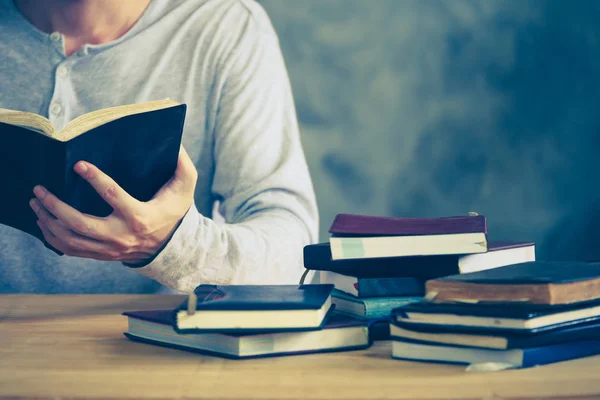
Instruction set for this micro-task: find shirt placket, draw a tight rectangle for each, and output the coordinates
[47,31,82,130]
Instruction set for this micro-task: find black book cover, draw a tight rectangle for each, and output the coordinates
[356,277,425,298]
[367,319,391,341]
[123,309,370,359]
[391,298,600,334]
[176,284,334,311]
[0,104,186,243]
[432,260,600,285]
[303,242,534,280]
[391,297,600,319]
[390,318,600,349]
[303,243,463,280]
[123,333,371,360]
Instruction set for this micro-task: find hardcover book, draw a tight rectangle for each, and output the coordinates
[175,284,334,332]
[0,100,186,242]
[124,309,370,359]
[329,213,487,236]
[368,319,391,341]
[391,337,600,368]
[304,241,535,280]
[320,270,425,298]
[332,289,421,320]
[389,318,600,350]
[327,214,488,260]
[392,298,600,332]
[425,261,600,305]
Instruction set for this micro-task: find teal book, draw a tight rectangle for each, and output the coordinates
[331,289,422,320]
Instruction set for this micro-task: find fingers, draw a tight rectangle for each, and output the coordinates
[31,190,109,241]
[174,146,198,191]
[73,161,141,216]
[31,199,71,236]
[35,216,106,258]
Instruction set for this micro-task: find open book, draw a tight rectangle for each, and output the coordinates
[0,100,186,245]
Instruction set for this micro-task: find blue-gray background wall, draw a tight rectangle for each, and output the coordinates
[259,0,600,262]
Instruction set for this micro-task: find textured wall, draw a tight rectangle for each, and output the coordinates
[260,0,600,261]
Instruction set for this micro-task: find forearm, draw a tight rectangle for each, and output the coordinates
[134,3,320,292]
[133,202,315,292]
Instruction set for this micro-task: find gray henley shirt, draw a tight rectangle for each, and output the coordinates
[0,0,318,293]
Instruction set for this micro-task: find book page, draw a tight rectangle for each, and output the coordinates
[0,109,55,137]
[56,99,181,142]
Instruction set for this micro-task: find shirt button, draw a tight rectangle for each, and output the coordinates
[56,65,68,78]
[50,102,62,116]
[50,32,61,42]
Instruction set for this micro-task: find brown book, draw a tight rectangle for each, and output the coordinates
[425,261,600,305]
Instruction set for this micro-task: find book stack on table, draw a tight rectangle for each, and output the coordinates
[303,213,535,341]
[123,284,371,359]
[390,261,600,369]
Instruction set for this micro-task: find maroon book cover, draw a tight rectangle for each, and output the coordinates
[329,213,487,236]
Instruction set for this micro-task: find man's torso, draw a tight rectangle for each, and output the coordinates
[0,0,261,293]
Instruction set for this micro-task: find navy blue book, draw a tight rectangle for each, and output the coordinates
[175,284,334,333]
[303,241,534,280]
[0,100,185,248]
[368,319,391,341]
[124,309,370,359]
[390,318,600,350]
[391,337,600,368]
[392,298,600,333]
[320,269,425,298]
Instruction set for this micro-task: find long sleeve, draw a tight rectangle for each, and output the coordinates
[133,5,319,293]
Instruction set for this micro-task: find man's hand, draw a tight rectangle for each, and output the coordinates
[29,146,198,264]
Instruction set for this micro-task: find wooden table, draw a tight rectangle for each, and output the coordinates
[1,295,600,400]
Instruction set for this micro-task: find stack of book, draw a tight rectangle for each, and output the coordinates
[390,261,600,369]
[123,284,371,359]
[303,213,535,339]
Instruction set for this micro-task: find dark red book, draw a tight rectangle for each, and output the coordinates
[327,214,487,260]
[329,213,487,236]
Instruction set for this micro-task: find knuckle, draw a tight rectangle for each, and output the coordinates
[106,250,121,260]
[102,185,118,200]
[63,237,79,249]
[73,220,91,235]
[43,197,56,211]
[84,167,97,181]
[116,236,136,251]
[42,231,55,243]
[130,215,150,235]
[38,211,50,223]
